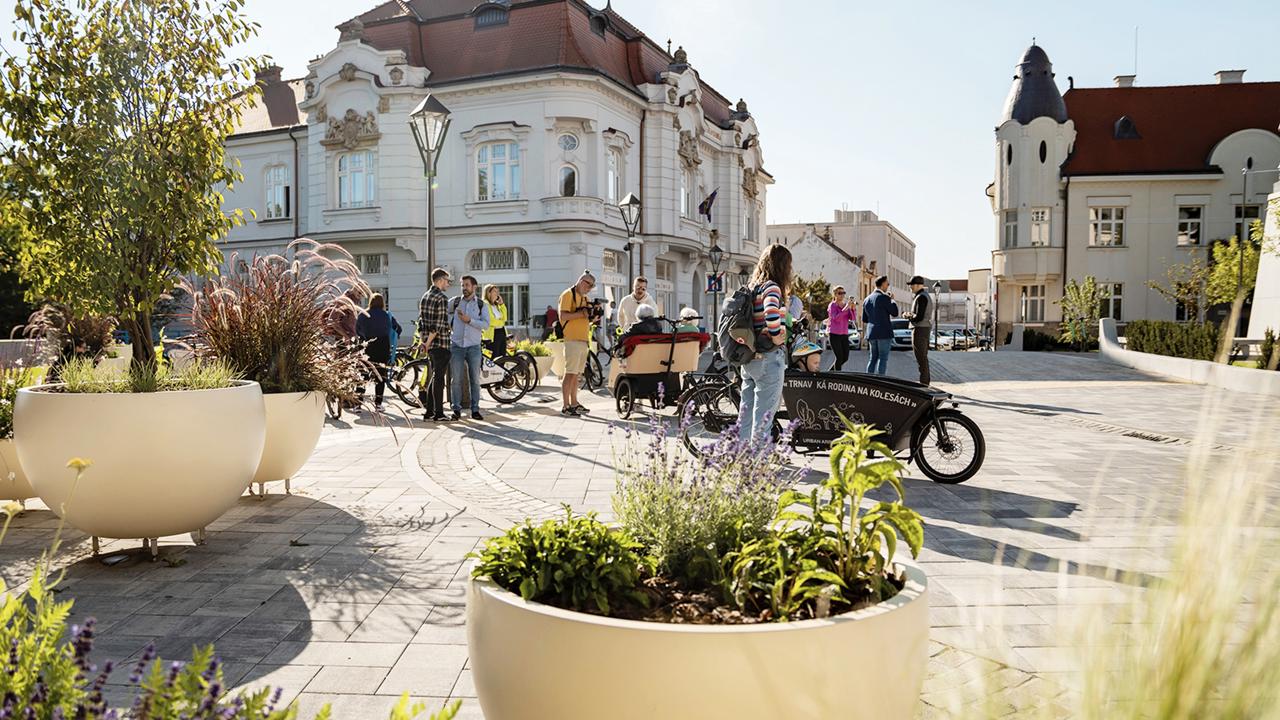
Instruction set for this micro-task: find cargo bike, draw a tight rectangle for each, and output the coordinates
[680,368,986,484]
[611,319,709,419]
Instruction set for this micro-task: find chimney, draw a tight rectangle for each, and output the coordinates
[256,65,283,86]
[1113,74,1136,88]
[1215,69,1246,84]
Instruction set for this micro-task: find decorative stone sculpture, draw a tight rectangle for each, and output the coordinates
[667,88,677,104]
[743,167,759,200]
[322,108,381,150]
[389,67,404,85]
[736,98,749,114]
[378,96,390,114]
[315,105,328,123]
[305,80,316,99]
[678,130,701,169]
[673,46,688,64]
[339,18,364,42]
[339,62,358,82]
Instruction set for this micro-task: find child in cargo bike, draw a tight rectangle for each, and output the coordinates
[611,304,708,418]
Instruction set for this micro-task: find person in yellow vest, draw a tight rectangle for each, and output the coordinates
[482,284,509,357]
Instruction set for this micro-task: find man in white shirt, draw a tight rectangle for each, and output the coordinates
[616,276,655,331]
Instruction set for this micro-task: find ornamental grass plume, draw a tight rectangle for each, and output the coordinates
[184,239,372,402]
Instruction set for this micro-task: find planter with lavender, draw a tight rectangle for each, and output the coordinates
[467,417,929,719]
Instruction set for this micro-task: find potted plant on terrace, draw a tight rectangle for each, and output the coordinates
[466,418,929,719]
[0,363,42,502]
[185,240,372,495]
[513,339,553,385]
[0,0,268,547]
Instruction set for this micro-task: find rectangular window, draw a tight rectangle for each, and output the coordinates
[337,151,376,209]
[1020,284,1044,323]
[1089,207,1125,246]
[265,165,290,219]
[1235,204,1262,241]
[486,248,515,271]
[477,142,521,202]
[354,253,388,276]
[1030,208,1050,247]
[1098,282,1123,321]
[602,250,623,274]
[1175,300,1195,322]
[1176,206,1203,246]
[1003,210,1018,249]
[607,149,622,204]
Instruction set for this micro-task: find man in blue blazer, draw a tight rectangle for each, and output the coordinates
[861,275,899,375]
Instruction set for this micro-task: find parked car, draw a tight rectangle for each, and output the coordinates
[818,322,861,349]
[891,319,912,350]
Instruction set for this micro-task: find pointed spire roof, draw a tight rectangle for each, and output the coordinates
[1001,43,1068,124]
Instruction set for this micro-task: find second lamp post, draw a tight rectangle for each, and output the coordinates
[409,94,452,273]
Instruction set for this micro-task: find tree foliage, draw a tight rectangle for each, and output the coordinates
[1147,256,1210,323]
[791,275,833,323]
[1057,276,1104,351]
[1206,224,1263,306]
[0,0,265,374]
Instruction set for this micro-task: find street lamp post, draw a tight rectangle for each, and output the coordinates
[619,192,642,287]
[709,240,724,336]
[408,94,452,273]
[932,280,942,350]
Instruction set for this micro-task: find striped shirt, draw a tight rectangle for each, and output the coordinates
[751,281,784,338]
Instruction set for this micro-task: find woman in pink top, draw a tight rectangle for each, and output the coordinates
[826,285,855,371]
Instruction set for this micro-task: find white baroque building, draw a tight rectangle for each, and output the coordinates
[219,0,771,331]
[767,210,917,301]
[990,45,1280,338]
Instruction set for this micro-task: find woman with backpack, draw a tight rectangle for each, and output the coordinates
[735,243,792,445]
[355,292,401,409]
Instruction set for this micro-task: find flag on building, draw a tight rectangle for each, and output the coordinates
[697,188,718,223]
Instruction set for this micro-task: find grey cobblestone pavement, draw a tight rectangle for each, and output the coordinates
[1,348,1276,718]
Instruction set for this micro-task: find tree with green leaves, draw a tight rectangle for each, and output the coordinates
[0,0,264,375]
[1206,224,1263,307]
[1057,276,1104,352]
[1147,256,1210,323]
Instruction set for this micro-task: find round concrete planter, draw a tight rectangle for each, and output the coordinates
[253,391,325,487]
[467,563,929,720]
[0,439,34,501]
[546,341,565,378]
[531,356,553,385]
[97,345,133,376]
[14,381,265,539]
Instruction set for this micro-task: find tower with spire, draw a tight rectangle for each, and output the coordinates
[991,43,1076,335]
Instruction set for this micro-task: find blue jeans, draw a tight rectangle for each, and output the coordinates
[450,344,482,413]
[866,338,891,375]
[737,348,786,445]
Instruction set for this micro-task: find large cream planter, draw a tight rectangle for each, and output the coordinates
[14,382,265,539]
[531,356,553,385]
[0,439,34,501]
[254,391,326,485]
[467,563,929,720]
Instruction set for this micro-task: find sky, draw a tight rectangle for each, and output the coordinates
[4,0,1279,278]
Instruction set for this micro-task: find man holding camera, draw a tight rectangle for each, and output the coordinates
[557,271,599,417]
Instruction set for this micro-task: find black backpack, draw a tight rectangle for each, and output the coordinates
[716,284,763,367]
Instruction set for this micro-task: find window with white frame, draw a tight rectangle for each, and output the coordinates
[680,171,692,218]
[1177,206,1203,246]
[336,151,376,209]
[466,247,530,272]
[1002,210,1018,249]
[607,149,622,203]
[1030,208,1050,246]
[476,141,521,202]
[655,259,675,316]
[354,253,388,276]
[1019,284,1044,323]
[491,283,530,326]
[602,249,624,274]
[1089,207,1125,246]
[264,165,290,219]
[1235,204,1262,242]
[1175,298,1196,322]
[745,206,756,242]
[559,165,577,197]
[1098,282,1123,321]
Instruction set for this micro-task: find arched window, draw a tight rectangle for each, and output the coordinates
[1038,140,1047,163]
[477,141,521,201]
[1005,144,1013,165]
[467,247,530,272]
[607,149,622,203]
[559,165,577,197]
[264,164,290,219]
[336,150,376,209]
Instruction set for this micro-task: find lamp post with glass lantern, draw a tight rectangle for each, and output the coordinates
[619,193,642,287]
[709,240,724,339]
[408,94,452,273]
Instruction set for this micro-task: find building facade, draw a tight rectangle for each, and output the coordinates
[990,45,1280,339]
[219,0,770,332]
[768,209,917,300]
[780,225,874,300]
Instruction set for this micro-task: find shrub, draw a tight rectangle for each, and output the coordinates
[18,303,117,360]
[57,357,238,394]
[612,412,797,586]
[1259,328,1277,371]
[722,422,923,621]
[0,364,43,439]
[513,339,551,357]
[185,239,371,400]
[471,507,653,614]
[1125,320,1220,361]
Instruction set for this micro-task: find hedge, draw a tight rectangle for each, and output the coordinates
[1124,320,1220,361]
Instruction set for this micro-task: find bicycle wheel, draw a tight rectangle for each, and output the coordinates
[511,351,538,392]
[325,393,342,420]
[485,356,530,404]
[615,377,636,419]
[911,408,985,484]
[582,352,604,391]
[388,361,425,409]
[680,382,740,456]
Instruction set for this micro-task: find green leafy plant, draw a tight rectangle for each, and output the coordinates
[0,0,265,374]
[1125,320,1220,361]
[1057,276,1104,351]
[1259,328,1278,371]
[472,507,654,614]
[57,357,238,394]
[613,412,794,586]
[184,240,372,400]
[18,303,118,361]
[1206,228,1263,306]
[0,364,43,439]
[1147,257,1210,324]
[723,422,923,621]
[513,339,551,357]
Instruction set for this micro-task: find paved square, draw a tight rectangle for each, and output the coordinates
[2,349,1276,718]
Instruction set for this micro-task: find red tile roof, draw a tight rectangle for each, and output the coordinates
[357,0,739,126]
[1061,82,1280,176]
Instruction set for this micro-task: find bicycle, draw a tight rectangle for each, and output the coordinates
[398,350,532,405]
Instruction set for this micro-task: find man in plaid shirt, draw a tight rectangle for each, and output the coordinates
[418,267,452,421]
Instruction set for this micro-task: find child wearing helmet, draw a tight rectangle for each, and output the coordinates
[790,340,823,373]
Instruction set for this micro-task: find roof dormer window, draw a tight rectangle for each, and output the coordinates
[474,2,509,28]
[1114,116,1140,140]
[589,11,609,37]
